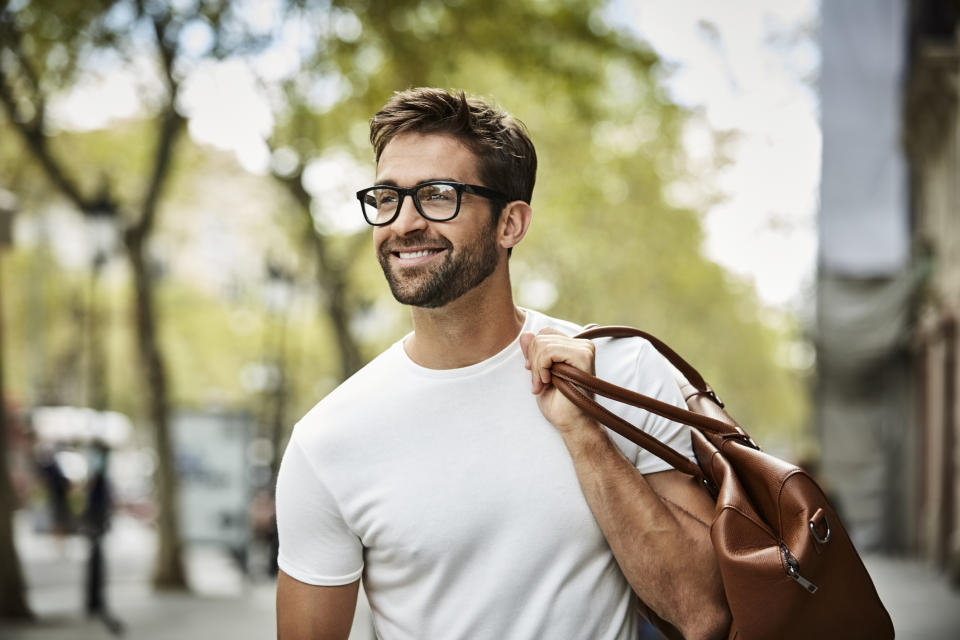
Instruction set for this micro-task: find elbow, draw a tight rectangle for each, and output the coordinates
[677,600,731,640]
[671,565,730,640]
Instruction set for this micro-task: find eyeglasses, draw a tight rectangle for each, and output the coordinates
[356,180,508,226]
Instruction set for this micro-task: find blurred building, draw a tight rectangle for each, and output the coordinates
[907,0,960,580]
[817,0,959,580]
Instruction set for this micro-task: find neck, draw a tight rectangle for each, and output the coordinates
[405,270,525,369]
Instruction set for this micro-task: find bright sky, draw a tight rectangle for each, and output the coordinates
[617,0,820,312]
[47,0,820,312]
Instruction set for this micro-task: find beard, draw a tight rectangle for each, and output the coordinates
[377,222,500,309]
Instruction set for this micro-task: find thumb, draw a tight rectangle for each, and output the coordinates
[519,332,534,362]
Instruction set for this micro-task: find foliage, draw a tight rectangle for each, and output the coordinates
[0,0,813,485]
[0,0,289,590]
[256,0,812,445]
[0,4,815,606]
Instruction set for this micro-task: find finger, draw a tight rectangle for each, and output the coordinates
[519,332,546,392]
[531,375,544,394]
[537,327,567,337]
[529,336,596,381]
[519,332,534,358]
[519,332,534,370]
[531,340,553,386]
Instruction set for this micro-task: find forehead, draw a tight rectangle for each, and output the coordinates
[376,132,481,185]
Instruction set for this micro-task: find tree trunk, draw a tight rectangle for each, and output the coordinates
[275,170,365,380]
[0,251,32,618]
[124,229,187,590]
[87,257,109,411]
[316,249,365,380]
[0,444,31,618]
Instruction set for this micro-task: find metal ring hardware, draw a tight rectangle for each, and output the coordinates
[809,514,831,544]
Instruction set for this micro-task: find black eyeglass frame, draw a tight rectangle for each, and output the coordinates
[355,180,509,226]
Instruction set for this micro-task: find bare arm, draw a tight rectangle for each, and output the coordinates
[520,329,730,640]
[561,426,729,638]
[276,571,359,640]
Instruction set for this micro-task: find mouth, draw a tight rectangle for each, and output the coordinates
[390,247,447,265]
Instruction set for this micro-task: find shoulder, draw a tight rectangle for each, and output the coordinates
[525,310,675,389]
[596,333,669,372]
[524,308,584,336]
[292,341,403,449]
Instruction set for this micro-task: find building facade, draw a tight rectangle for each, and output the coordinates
[907,0,960,580]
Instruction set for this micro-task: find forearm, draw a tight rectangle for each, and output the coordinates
[276,572,358,640]
[560,420,729,640]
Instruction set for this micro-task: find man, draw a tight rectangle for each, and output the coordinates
[275,88,730,640]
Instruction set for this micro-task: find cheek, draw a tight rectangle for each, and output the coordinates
[373,228,389,253]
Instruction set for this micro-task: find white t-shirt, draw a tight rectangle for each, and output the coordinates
[276,309,693,640]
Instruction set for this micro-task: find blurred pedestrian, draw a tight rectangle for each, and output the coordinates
[35,442,72,538]
[249,487,278,576]
[82,440,124,635]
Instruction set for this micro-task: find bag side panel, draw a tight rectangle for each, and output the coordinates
[776,473,895,639]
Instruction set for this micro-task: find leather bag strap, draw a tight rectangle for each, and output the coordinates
[574,325,712,394]
[552,369,704,478]
[548,325,739,477]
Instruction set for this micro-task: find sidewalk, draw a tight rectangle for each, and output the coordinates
[3,511,959,639]
[2,511,374,640]
[863,553,960,640]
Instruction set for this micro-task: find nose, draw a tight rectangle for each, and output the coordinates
[389,193,428,235]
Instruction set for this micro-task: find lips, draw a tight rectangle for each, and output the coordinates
[389,246,447,266]
[378,229,453,269]
[382,236,451,262]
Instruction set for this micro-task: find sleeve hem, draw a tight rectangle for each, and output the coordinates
[278,556,363,586]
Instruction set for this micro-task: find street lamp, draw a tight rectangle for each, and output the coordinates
[83,211,118,411]
[263,262,293,485]
[85,212,116,271]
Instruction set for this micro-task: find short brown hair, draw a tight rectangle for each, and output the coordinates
[369,88,537,208]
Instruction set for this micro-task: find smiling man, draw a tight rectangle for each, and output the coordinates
[275,88,730,640]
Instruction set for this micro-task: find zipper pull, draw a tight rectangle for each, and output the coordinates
[781,544,819,594]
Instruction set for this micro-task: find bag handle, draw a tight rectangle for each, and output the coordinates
[548,326,740,477]
[551,367,705,478]
[574,325,721,406]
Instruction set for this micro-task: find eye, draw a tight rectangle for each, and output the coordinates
[374,190,398,207]
[419,185,456,201]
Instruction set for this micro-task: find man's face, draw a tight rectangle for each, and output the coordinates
[373,132,501,309]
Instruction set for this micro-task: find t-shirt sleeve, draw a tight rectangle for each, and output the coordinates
[275,434,364,586]
[596,337,696,475]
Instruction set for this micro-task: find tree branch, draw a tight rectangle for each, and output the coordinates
[273,165,365,377]
[276,167,339,277]
[132,12,185,238]
[8,37,45,120]
[0,58,100,214]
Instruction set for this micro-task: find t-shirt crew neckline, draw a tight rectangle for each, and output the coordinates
[396,308,534,380]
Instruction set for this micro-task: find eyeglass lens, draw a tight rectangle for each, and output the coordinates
[363,183,459,224]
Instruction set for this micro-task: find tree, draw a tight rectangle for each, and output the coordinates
[257,0,808,444]
[0,0,270,590]
[0,1,811,608]
[0,189,30,617]
[254,0,670,379]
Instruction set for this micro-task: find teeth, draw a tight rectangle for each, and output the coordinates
[398,250,438,259]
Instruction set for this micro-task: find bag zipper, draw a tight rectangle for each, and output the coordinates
[781,543,819,594]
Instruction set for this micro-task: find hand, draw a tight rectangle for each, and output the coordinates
[519,327,599,434]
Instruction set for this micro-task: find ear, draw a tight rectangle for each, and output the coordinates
[498,201,533,251]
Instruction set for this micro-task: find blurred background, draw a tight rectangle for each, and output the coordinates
[0,0,958,638]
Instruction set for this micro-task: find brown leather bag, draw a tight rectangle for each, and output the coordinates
[550,325,894,640]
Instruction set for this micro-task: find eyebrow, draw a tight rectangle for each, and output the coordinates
[373,177,460,187]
